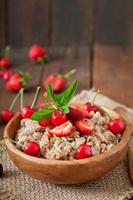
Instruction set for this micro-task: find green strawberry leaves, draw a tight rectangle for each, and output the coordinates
[19,72,31,86]
[31,80,78,121]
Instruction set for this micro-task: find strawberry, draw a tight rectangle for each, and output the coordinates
[75,144,92,159]
[75,118,94,135]
[39,119,51,127]
[49,121,74,137]
[5,72,30,92]
[0,57,10,70]
[44,74,66,93]
[29,44,48,63]
[44,69,76,93]
[67,106,92,121]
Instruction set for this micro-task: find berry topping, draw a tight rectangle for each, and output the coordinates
[39,119,51,127]
[23,141,40,156]
[108,119,125,134]
[75,144,92,159]
[49,121,74,137]
[67,106,92,121]
[50,109,67,126]
[84,102,97,112]
[75,118,94,135]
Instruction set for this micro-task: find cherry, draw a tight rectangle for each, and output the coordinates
[108,119,125,134]
[39,119,51,127]
[1,109,14,123]
[0,57,10,70]
[84,90,101,113]
[20,86,40,119]
[75,144,92,159]
[1,89,21,123]
[23,141,40,156]
[84,102,97,112]
[50,109,67,126]
[21,105,35,119]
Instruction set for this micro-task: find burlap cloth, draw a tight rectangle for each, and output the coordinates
[0,90,133,200]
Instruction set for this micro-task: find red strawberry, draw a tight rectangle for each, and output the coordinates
[44,69,76,93]
[29,44,48,63]
[5,72,30,92]
[3,69,13,81]
[39,119,51,127]
[75,118,94,135]
[67,106,92,121]
[108,119,125,134]
[0,57,10,70]
[44,74,66,93]
[49,121,74,137]
[75,144,92,159]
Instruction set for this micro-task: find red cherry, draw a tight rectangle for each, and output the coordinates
[1,109,14,123]
[0,57,10,70]
[84,102,97,112]
[23,141,40,156]
[21,105,35,119]
[39,119,51,127]
[50,109,67,126]
[108,119,125,134]
[29,45,47,61]
[75,144,92,159]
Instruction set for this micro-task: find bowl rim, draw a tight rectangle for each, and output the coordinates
[4,103,131,166]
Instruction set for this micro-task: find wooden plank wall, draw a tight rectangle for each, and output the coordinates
[0,0,133,47]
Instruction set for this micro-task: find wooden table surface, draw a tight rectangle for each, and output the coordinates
[0,46,133,139]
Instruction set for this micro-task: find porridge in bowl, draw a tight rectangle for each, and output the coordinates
[13,80,125,160]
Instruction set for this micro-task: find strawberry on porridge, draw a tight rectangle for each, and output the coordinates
[14,80,126,160]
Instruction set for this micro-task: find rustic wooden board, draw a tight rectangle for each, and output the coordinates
[51,0,93,46]
[7,0,49,46]
[94,0,133,45]
[93,47,133,107]
[0,0,6,49]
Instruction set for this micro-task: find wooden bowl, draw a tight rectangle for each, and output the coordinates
[4,102,132,184]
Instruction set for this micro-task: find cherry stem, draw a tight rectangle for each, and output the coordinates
[9,90,21,111]
[4,136,23,148]
[31,86,41,109]
[92,89,101,105]
[43,92,56,110]
[20,88,24,110]
[64,69,76,79]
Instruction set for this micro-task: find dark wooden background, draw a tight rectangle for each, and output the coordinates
[0,0,133,47]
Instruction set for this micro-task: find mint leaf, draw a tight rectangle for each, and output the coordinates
[65,80,78,103]
[60,103,69,113]
[31,108,55,121]
[47,84,59,107]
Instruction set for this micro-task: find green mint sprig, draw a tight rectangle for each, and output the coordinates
[31,80,78,121]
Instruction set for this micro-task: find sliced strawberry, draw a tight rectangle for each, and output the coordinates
[67,106,92,121]
[75,118,94,135]
[49,121,74,137]
[39,119,51,127]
